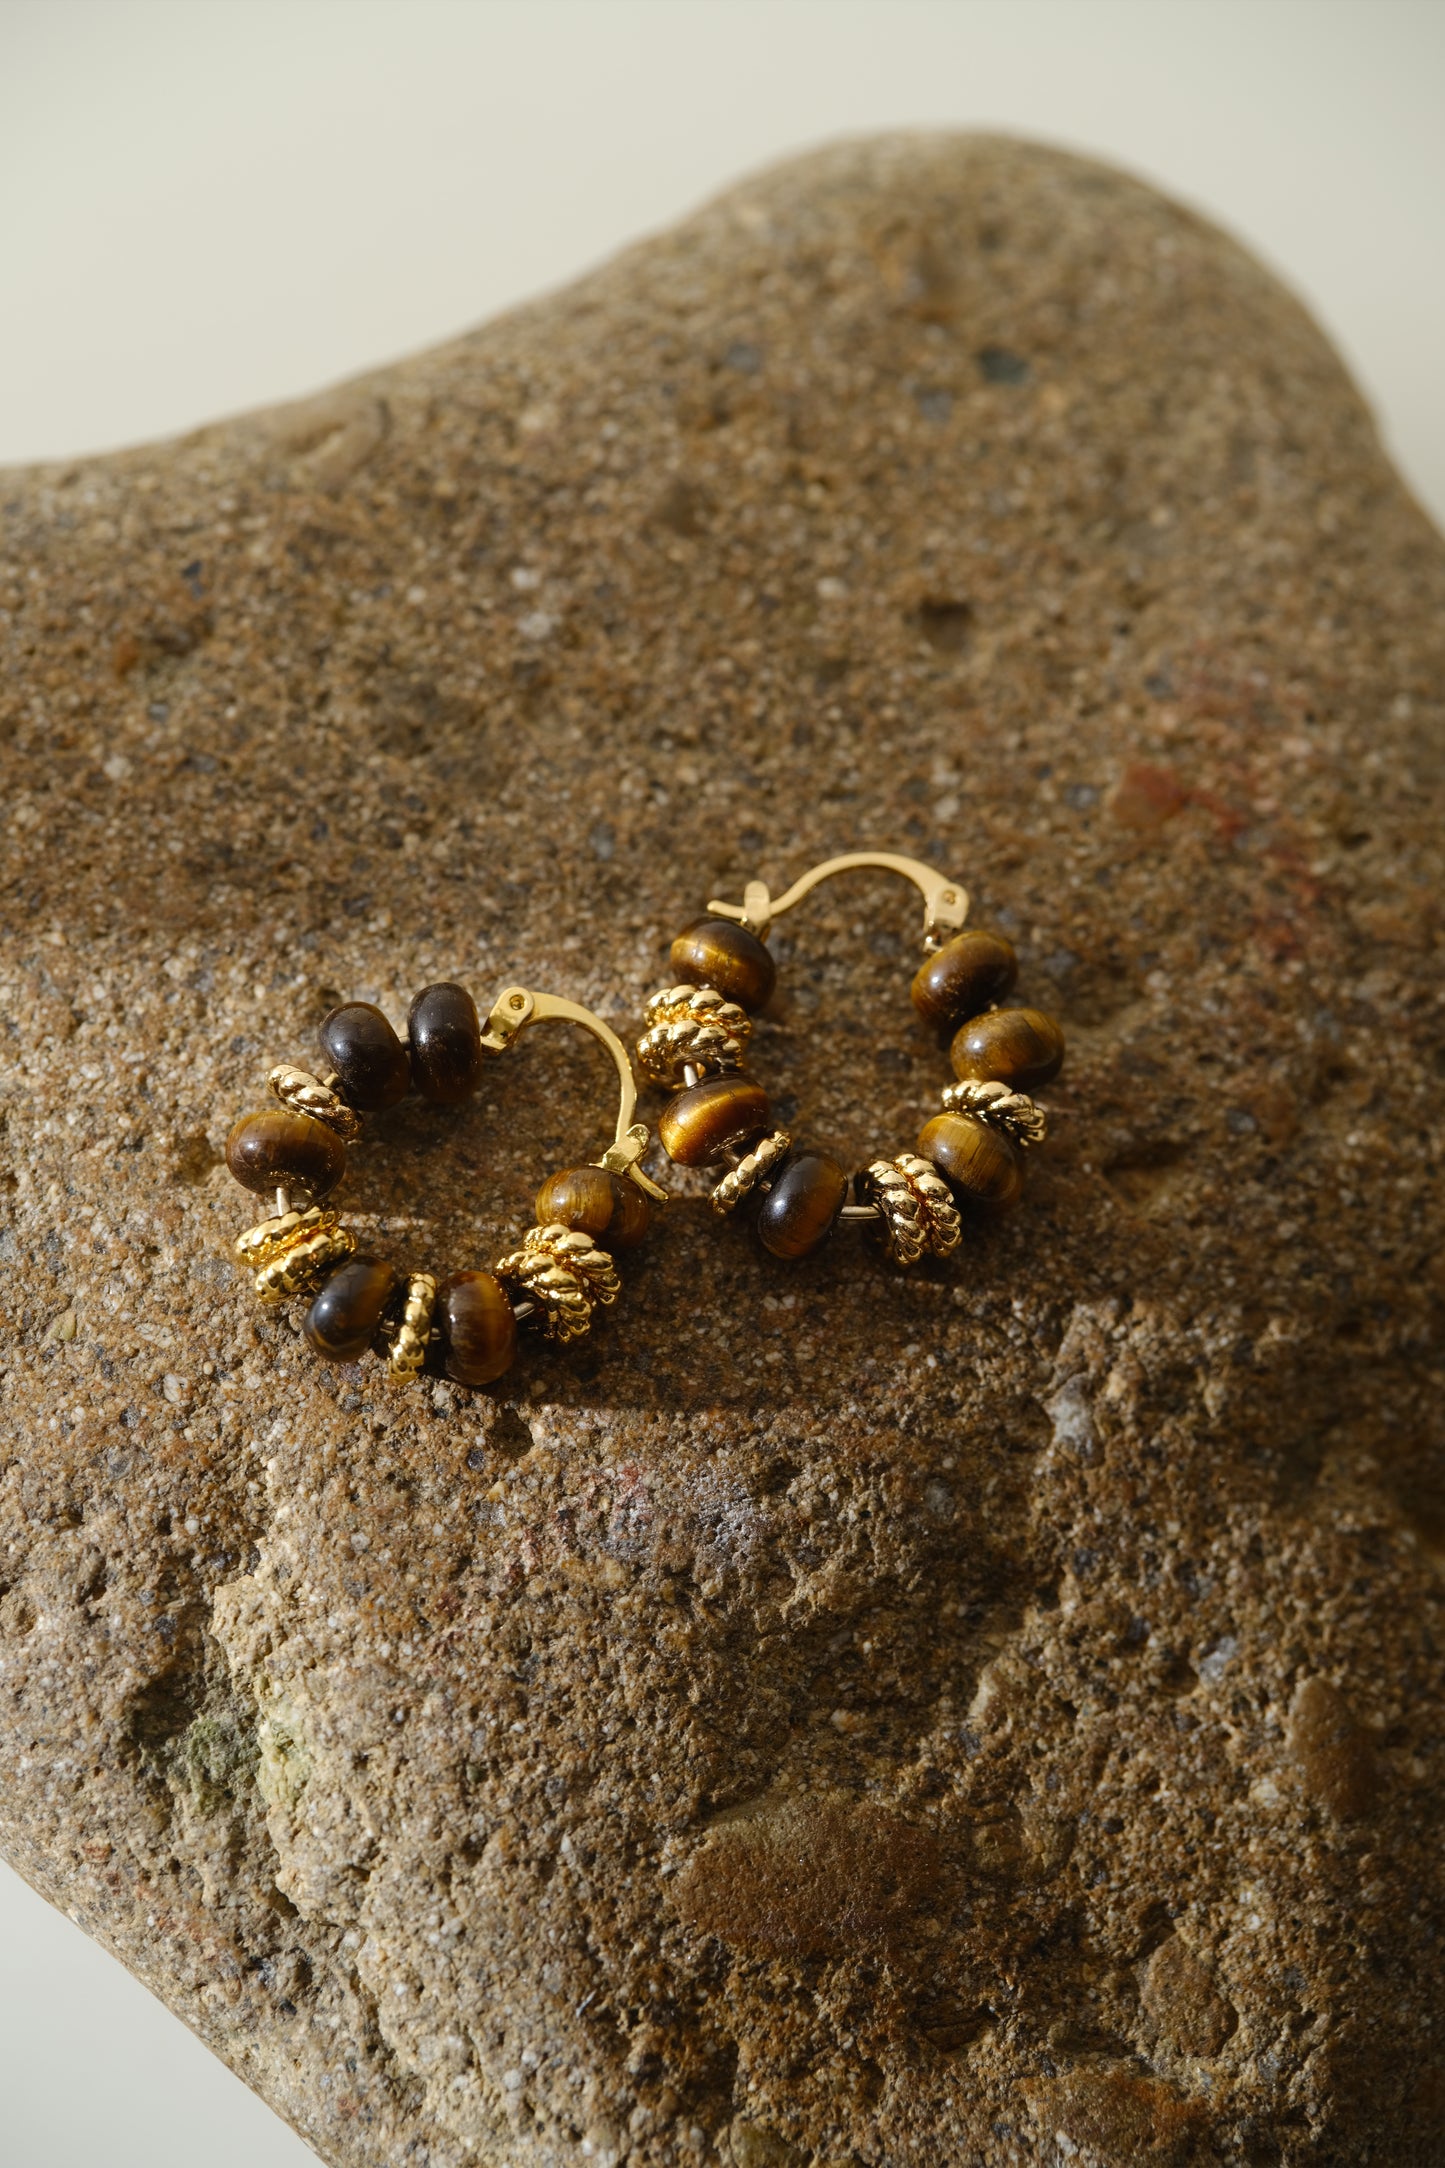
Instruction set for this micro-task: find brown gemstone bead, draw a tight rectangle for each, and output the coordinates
[226,1108,347,1198]
[910,929,1019,1033]
[669,916,776,1012]
[949,1006,1065,1092]
[408,982,484,1104]
[534,1165,651,1250]
[319,1001,410,1111]
[438,1271,517,1386]
[756,1147,848,1260]
[303,1256,399,1363]
[918,1112,1023,1209]
[659,1075,771,1166]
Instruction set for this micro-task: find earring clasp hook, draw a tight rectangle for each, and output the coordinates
[707,851,968,951]
[478,987,667,1200]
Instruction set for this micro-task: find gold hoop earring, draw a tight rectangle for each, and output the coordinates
[225,982,666,1385]
[636,853,1062,1266]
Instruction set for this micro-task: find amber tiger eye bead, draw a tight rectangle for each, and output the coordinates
[949,1006,1065,1092]
[408,982,484,1104]
[303,1256,399,1362]
[911,930,1019,1034]
[534,1165,651,1250]
[226,1109,347,1199]
[669,916,776,1013]
[659,1075,772,1166]
[918,1112,1023,1210]
[756,1148,848,1261]
[319,1001,410,1111]
[438,1271,517,1386]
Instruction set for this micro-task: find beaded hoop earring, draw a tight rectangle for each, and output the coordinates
[225,982,666,1386]
[636,853,1063,1266]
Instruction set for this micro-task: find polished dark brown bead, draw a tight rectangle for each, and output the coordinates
[918,1111,1023,1209]
[534,1165,651,1250]
[911,929,1019,1033]
[319,1001,410,1111]
[756,1147,848,1261]
[438,1271,517,1387]
[658,1075,771,1166]
[408,982,484,1104]
[669,916,776,1012]
[226,1108,347,1198]
[303,1256,398,1363]
[949,1006,1065,1091]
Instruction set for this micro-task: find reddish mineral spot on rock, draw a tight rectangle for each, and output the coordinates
[1108,761,1189,829]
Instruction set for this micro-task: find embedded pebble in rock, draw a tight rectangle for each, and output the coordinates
[1,134,1443,2168]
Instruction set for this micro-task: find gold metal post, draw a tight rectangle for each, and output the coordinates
[478,986,668,1201]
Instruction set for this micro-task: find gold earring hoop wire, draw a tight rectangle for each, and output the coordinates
[478,986,666,1198]
[705,850,969,951]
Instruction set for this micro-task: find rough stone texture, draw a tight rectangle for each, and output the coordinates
[1,134,1443,2168]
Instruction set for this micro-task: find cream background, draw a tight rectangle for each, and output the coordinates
[1,3,1441,2163]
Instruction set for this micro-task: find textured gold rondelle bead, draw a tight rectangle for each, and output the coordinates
[709,1129,792,1215]
[636,983,752,1087]
[252,1220,356,1303]
[386,1272,438,1380]
[940,1078,1047,1147]
[857,1155,963,1266]
[268,1064,362,1141]
[234,1204,331,1269]
[495,1223,621,1344]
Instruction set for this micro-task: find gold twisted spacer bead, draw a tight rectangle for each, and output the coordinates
[710,1128,792,1215]
[268,1064,362,1141]
[234,1204,331,1269]
[940,1078,1048,1147]
[494,1223,621,1344]
[856,1155,962,1266]
[636,983,752,1086]
[252,1219,356,1304]
[385,1272,437,1381]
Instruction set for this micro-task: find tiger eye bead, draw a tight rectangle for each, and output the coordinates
[949,1006,1065,1092]
[659,1075,772,1166]
[756,1148,848,1261]
[226,1109,347,1198]
[911,930,1019,1033]
[408,982,484,1104]
[918,1112,1023,1209]
[438,1271,517,1387]
[669,916,776,1012]
[319,1001,410,1111]
[303,1256,399,1362]
[534,1166,651,1250]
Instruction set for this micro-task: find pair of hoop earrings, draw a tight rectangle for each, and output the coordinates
[222,852,1064,1390]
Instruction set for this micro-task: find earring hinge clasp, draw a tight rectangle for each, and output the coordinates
[479,986,668,1202]
[707,851,968,951]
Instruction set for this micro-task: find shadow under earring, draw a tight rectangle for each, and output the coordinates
[225,981,666,1386]
[636,852,1062,1265]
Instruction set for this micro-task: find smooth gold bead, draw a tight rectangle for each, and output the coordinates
[669,917,776,1012]
[910,930,1018,1032]
[756,1148,848,1260]
[949,1006,1065,1092]
[226,1109,347,1199]
[534,1165,651,1250]
[917,1111,1023,1209]
[659,1075,771,1166]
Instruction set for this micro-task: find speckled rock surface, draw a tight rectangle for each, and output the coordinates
[2,135,1443,2168]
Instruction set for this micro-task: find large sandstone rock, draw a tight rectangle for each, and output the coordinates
[1,135,1442,2167]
